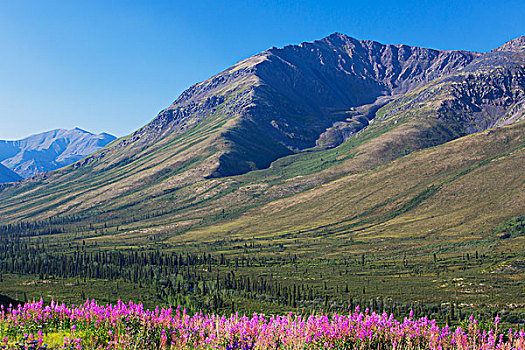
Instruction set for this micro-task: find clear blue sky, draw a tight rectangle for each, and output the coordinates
[0,0,523,140]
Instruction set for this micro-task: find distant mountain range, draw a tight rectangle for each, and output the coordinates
[0,33,523,255]
[0,128,115,181]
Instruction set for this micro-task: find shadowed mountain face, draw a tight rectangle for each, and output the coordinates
[86,33,478,178]
[0,128,116,178]
[0,164,21,183]
[0,34,523,244]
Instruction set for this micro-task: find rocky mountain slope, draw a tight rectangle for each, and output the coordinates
[0,128,116,178]
[0,34,523,251]
[82,33,478,178]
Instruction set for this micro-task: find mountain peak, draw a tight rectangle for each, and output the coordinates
[320,32,358,44]
[72,127,90,134]
[325,32,351,40]
[493,35,525,52]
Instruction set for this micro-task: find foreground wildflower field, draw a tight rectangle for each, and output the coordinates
[0,300,523,350]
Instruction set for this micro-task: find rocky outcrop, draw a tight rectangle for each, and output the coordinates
[372,37,525,138]
[493,35,525,53]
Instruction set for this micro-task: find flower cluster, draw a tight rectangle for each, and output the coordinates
[0,300,523,349]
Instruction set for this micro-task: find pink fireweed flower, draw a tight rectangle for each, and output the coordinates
[0,300,523,349]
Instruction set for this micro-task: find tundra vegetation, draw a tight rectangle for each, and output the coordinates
[0,34,524,348]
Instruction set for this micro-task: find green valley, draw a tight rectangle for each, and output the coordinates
[0,33,523,326]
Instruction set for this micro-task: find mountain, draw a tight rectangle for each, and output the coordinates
[0,34,523,247]
[0,163,21,183]
[77,33,478,179]
[0,128,116,178]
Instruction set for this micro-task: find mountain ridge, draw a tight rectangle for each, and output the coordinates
[493,35,525,52]
[77,33,480,180]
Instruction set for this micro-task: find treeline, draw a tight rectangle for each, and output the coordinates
[0,208,180,238]
[0,235,504,325]
[0,236,322,312]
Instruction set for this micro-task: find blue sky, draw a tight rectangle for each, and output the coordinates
[0,0,523,140]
